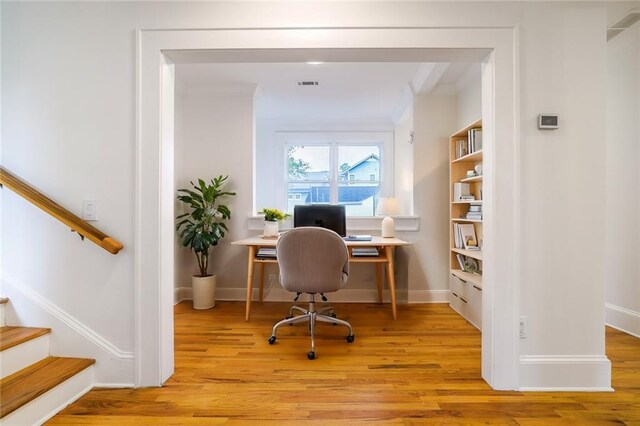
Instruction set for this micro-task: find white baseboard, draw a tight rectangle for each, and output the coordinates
[2,275,135,385]
[605,303,640,338]
[174,286,447,304]
[519,355,612,391]
[408,289,450,303]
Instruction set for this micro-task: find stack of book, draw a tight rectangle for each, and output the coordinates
[453,182,474,202]
[351,248,379,257]
[467,128,483,153]
[466,202,483,220]
[454,139,468,159]
[256,248,277,259]
[453,223,480,251]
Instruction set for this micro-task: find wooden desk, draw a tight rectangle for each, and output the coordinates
[231,236,410,321]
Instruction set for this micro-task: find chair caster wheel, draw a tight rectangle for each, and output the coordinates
[268,336,276,345]
[346,335,355,343]
[307,351,316,360]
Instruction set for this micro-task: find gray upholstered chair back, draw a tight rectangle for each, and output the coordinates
[276,227,349,294]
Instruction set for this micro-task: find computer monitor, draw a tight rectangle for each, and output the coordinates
[293,204,346,237]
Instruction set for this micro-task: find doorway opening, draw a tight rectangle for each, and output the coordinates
[136,28,519,390]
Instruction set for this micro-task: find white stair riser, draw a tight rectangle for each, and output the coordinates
[0,365,93,426]
[0,334,50,379]
[0,304,5,327]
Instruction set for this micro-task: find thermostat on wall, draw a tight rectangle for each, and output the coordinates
[538,114,559,129]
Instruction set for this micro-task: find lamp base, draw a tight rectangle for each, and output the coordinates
[381,216,395,238]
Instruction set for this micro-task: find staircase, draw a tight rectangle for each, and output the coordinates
[0,298,95,425]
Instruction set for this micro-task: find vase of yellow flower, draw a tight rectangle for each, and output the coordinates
[260,208,289,237]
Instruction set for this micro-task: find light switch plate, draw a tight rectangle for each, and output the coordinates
[83,200,98,221]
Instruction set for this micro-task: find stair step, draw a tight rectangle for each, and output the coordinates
[0,298,6,327]
[0,326,50,351]
[0,356,95,418]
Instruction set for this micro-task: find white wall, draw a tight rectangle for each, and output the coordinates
[0,0,621,388]
[605,22,640,337]
[409,94,457,299]
[394,105,414,216]
[174,88,256,298]
[456,63,482,130]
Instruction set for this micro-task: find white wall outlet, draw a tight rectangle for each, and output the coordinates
[519,316,527,338]
[82,199,98,221]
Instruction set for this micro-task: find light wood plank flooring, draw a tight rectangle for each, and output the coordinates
[49,301,640,425]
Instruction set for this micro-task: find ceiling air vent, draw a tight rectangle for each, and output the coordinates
[608,9,640,41]
[297,81,319,86]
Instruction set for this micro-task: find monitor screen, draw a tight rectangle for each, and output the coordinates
[293,204,346,237]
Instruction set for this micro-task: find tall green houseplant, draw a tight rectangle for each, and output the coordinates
[176,175,236,277]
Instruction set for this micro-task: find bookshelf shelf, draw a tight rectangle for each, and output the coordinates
[452,200,482,204]
[449,118,483,331]
[452,149,483,163]
[452,218,482,223]
[461,175,483,183]
[451,247,483,260]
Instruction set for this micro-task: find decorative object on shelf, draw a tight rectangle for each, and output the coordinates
[176,175,236,310]
[376,197,400,238]
[259,208,289,237]
[463,257,479,273]
[474,164,483,175]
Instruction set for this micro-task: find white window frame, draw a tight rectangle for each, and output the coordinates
[280,132,394,214]
[348,173,356,181]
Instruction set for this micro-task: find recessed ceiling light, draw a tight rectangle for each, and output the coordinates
[306,61,324,65]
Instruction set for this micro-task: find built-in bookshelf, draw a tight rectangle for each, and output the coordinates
[449,119,483,330]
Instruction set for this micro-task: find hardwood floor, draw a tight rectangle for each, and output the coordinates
[49,301,640,425]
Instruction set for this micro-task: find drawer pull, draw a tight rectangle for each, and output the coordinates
[452,292,459,298]
[473,285,482,291]
[460,279,467,284]
[460,297,468,304]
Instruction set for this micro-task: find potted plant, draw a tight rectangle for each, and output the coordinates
[176,175,236,309]
[259,208,289,237]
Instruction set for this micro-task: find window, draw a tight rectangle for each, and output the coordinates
[286,138,386,216]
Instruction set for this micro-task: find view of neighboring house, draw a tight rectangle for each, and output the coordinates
[288,154,380,215]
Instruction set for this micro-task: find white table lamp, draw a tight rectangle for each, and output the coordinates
[376,197,400,238]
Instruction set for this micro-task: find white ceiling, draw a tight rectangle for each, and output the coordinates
[175,61,474,122]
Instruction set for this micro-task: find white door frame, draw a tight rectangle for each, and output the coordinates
[136,27,519,389]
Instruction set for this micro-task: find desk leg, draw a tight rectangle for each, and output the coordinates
[375,263,383,304]
[245,246,256,321]
[258,262,265,303]
[384,246,397,320]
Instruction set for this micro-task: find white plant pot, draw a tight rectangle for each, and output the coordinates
[192,275,216,309]
[264,220,279,237]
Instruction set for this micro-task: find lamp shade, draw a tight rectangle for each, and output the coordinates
[376,197,400,216]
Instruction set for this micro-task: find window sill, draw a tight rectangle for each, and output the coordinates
[247,215,420,232]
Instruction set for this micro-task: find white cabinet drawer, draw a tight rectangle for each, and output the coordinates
[450,290,468,318]
[467,283,482,330]
[450,274,469,299]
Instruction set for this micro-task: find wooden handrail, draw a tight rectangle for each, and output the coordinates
[0,167,123,255]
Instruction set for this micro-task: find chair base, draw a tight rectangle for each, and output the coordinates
[268,294,354,359]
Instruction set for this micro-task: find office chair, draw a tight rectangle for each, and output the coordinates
[268,227,355,359]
